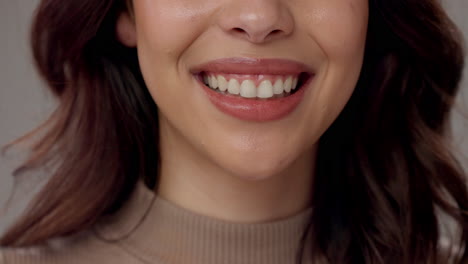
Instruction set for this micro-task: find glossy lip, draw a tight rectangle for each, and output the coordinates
[190,57,315,122]
[191,57,314,75]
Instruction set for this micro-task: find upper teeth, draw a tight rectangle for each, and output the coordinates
[203,74,299,99]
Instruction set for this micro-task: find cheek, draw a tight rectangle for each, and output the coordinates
[133,0,216,61]
[132,0,218,114]
[302,0,368,60]
[300,0,368,132]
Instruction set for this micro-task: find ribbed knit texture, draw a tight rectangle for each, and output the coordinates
[1,182,314,264]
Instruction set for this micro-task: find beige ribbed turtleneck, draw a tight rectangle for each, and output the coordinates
[1,182,314,264]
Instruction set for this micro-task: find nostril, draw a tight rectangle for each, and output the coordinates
[231,27,285,43]
[270,29,281,35]
[233,27,246,33]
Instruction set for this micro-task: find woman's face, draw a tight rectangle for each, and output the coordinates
[118,0,368,180]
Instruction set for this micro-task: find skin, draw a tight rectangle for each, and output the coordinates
[117,0,368,223]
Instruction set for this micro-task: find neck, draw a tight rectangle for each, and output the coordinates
[157,119,315,223]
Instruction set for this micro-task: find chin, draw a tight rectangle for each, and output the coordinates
[214,147,301,181]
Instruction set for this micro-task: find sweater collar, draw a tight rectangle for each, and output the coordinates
[95,181,313,264]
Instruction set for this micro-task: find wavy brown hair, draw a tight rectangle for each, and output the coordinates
[1,0,467,263]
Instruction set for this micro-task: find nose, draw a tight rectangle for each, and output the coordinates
[217,0,294,44]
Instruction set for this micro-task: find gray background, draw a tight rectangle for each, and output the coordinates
[0,1,467,210]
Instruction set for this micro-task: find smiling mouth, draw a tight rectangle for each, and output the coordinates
[197,72,312,99]
[190,57,315,122]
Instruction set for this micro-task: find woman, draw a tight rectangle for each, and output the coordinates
[0,0,467,263]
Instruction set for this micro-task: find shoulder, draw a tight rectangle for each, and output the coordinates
[0,232,140,264]
[0,181,154,264]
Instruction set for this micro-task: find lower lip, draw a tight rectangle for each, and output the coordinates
[197,77,312,122]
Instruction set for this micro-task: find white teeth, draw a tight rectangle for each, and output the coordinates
[204,74,301,98]
[207,76,213,87]
[292,77,298,90]
[273,79,284,95]
[240,80,256,98]
[284,76,293,93]
[257,80,274,98]
[210,75,218,89]
[217,75,228,92]
[227,79,240,95]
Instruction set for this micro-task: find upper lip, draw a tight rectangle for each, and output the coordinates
[190,57,314,75]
